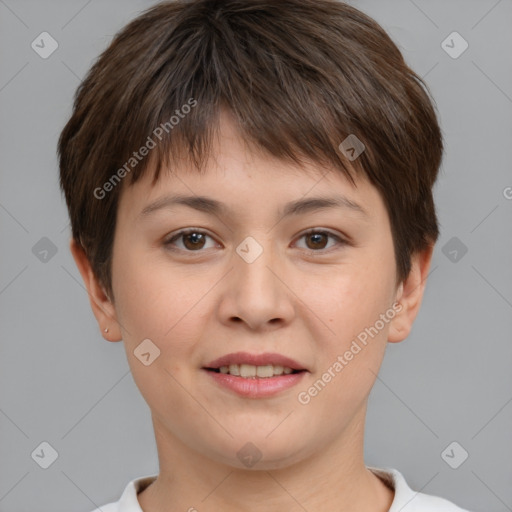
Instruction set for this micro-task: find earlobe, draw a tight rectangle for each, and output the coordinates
[69,238,122,342]
[387,244,434,344]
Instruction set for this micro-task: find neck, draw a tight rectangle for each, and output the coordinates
[138,405,394,512]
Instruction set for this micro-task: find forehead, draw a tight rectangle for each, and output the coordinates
[117,111,382,222]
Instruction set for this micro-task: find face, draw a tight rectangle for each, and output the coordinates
[81,112,424,471]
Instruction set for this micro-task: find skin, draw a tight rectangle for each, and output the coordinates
[71,110,433,512]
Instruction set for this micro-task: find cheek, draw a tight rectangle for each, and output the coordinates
[112,253,207,410]
[301,250,396,399]
[296,272,393,423]
[314,264,394,340]
[113,251,212,361]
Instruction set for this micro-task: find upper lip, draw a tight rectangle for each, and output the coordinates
[204,352,308,371]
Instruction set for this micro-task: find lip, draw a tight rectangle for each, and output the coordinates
[203,369,307,398]
[203,351,307,371]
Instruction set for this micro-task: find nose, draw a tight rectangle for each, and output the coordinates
[217,236,296,331]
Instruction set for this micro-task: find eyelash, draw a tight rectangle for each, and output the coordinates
[163,228,347,255]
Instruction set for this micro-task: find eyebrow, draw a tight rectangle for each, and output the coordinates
[138,193,369,220]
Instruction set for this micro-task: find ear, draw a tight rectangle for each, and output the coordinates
[69,238,122,342]
[388,243,434,343]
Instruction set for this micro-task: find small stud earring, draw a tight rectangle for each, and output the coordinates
[104,327,109,333]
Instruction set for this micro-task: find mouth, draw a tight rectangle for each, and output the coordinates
[201,351,308,396]
[202,363,307,398]
[203,351,308,378]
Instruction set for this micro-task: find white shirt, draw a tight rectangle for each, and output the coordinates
[89,467,471,511]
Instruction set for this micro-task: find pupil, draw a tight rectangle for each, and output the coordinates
[185,232,204,249]
[308,233,326,249]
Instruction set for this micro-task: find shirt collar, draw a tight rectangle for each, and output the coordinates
[117,467,416,511]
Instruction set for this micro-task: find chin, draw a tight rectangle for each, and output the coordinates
[207,434,310,471]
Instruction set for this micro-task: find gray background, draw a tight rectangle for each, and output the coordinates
[0,0,511,511]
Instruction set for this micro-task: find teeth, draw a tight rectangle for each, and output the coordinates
[273,365,284,375]
[217,364,297,378]
[256,365,273,378]
[240,364,256,378]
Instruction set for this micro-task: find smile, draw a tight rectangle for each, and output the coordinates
[203,367,307,398]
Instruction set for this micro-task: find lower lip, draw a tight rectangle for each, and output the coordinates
[203,369,307,398]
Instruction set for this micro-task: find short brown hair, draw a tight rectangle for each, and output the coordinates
[58,0,443,302]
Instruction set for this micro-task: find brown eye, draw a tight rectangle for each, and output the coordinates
[296,229,346,253]
[182,232,206,250]
[305,232,329,250]
[165,229,215,252]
